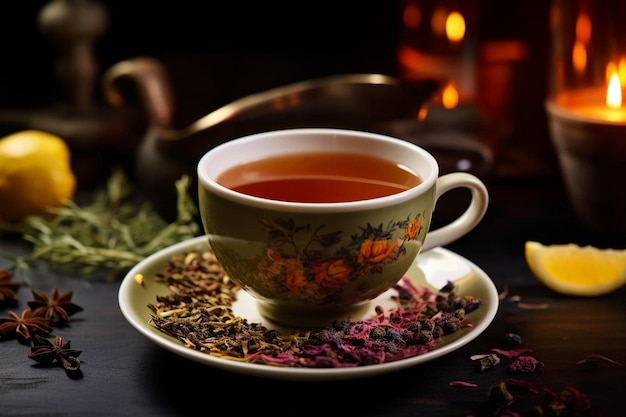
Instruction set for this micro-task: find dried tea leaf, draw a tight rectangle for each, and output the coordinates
[478,353,501,371]
[1,170,199,281]
[148,249,484,368]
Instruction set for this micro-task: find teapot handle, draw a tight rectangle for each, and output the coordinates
[102,56,175,129]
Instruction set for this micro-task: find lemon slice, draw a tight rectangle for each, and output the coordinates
[525,241,626,296]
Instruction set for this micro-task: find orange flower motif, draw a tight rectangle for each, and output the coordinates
[357,239,400,265]
[285,268,308,293]
[312,259,352,288]
[266,248,282,261]
[264,256,299,276]
[404,218,421,240]
[256,215,423,302]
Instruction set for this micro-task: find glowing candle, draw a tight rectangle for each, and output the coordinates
[545,0,626,236]
[397,1,477,105]
[552,69,626,123]
[545,64,626,235]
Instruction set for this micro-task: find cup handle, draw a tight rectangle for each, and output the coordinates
[421,172,489,252]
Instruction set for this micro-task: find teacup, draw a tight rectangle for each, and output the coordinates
[197,128,488,328]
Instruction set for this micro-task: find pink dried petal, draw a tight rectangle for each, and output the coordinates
[505,378,539,394]
[498,285,509,300]
[449,380,479,387]
[508,355,544,373]
[507,295,522,302]
[498,410,522,417]
[543,386,558,399]
[547,385,591,413]
[559,385,591,411]
[491,348,533,358]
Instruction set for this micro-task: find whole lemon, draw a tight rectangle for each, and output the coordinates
[0,130,76,224]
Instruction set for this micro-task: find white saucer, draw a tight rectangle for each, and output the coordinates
[118,236,499,381]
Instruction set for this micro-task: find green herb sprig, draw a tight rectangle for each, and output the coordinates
[1,168,200,282]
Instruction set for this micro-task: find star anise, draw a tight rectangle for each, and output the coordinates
[28,287,83,325]
[0,309,53,343]
[0,269,21,308]
[28,334,82,374]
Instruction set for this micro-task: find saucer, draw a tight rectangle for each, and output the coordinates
[118,236,499,381]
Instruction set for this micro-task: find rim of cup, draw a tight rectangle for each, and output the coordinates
[197,128,439,213]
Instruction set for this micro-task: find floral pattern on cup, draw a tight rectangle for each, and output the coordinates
[250,213,425,305]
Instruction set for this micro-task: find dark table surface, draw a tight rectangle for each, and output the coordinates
[1,174,625,417]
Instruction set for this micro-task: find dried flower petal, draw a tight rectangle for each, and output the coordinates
[470,353,493,361]
[148,249,483,368]
[491,348,533,358]
[133,273,145,285]
[547,385,591,414]
[498,285,509,300]
[576,353,624,368]
[505,378,539,394]
[449,380,479,387]
[508,355,544,373]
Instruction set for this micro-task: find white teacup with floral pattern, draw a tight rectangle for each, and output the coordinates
[197,128,488,328]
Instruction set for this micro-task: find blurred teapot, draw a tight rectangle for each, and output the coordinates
[102,57,442,219]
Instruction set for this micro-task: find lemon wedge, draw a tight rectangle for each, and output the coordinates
[524,241,626,296]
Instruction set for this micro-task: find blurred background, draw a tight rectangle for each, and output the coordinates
[0,0,557,189]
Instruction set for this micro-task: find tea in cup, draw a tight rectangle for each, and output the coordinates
[197,128,488,327]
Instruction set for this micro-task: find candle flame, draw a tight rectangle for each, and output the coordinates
[575,12,591,44]
[572,42,587,73]
[606,72,622,108]
[431,7,447,36]
[445,11,465,43]
[442,82,459,109]
[571,11,591,74]
[402,2,421,30]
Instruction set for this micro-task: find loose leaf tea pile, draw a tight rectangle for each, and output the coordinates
[148,249,483,368]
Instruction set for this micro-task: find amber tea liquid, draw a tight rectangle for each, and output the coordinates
[216,152,422,203]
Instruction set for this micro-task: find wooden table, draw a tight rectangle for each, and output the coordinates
[1,176,625,417]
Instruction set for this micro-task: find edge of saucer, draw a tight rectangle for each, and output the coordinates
[118,235,499,381]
